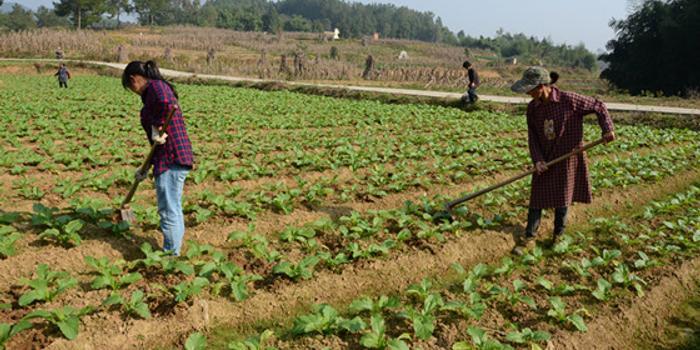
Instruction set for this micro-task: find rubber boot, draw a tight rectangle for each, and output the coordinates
[552,207,569,241]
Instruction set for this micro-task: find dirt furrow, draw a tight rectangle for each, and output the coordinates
[47,228,512,350]
[46,168,700,350]
[1,143,693,295]
[550,257,700,350]
[0,240,126,292]
[164,140,698,246]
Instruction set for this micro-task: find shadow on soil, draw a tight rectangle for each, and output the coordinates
[315,205,354,222]
[668,298,700,350]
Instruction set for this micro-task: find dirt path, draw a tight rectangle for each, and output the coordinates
[2,58,699,116]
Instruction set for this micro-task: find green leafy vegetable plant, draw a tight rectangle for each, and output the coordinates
[546,297,588,332]
[102,290,151,319]
[291,304,366,335]
[22,306,93,340]
[85,256,142,291]
[360,315,410,350]
[228,329,278,350]
[18,264,77,307]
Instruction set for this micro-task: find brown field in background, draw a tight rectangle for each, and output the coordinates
[0,26,606,95]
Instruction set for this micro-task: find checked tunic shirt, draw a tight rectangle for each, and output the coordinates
[527,87,614,209]
[140,80,194,177]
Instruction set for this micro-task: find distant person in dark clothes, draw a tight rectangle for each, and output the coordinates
[55,64,71,88]
[55,47,64,60]
[510,67,616,255]
[462,60,480,103]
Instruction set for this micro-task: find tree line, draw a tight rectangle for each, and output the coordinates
[456,29,598,70]
[0,0,454,42]
[600,0,700,96]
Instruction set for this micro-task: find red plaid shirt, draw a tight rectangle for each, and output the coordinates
[527,87,614,209]
[140,80,194,176]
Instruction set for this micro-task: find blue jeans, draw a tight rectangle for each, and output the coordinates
[155,165,189,256]
[467,87,478,102]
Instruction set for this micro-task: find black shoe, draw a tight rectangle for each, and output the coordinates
[513,233,536,256]
[553,228,564,241]
[546,229,564,248]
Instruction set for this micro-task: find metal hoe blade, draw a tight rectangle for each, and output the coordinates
[120,205,136,225]
[116,106,179,226]
[432,206,455,224]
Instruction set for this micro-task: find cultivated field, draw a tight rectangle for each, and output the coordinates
[0,72,699,350]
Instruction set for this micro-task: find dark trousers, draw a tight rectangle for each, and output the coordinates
[59,81,68,88]
[467,87,478,102]
[525,207,568,237]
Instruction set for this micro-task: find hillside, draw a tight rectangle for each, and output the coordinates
[0,26,606,97]
[0,0,598,72]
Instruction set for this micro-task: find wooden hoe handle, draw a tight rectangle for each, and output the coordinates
[446,138,606,211]
[121,106,178,208]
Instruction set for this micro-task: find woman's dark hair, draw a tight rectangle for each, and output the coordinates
[121,60,178,98]
[549,71,560,85]
[462,60,472,69]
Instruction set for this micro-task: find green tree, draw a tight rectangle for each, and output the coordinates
[458,29,597,70]
[274,0,454,41]
[284,15,311,32]
[106,0,132,28]
[53,0,105,29]
[311,19,325,32]
[133,0,169,25]
[196,3,217,27]
[6,4,36,31]
[36,6,71,27]
[238,10,263,31]
[262,6,281,33]
[600,0,700,96]
[165,0,208,26]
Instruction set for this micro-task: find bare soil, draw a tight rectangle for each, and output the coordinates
[551,258,700,350]
[41,168,700,350]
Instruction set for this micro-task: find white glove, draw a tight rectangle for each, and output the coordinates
[135,168,148,182]
[151,125,168,145]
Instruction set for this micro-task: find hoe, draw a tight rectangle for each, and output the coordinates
[433,138,606,224]
[120,107,178,224]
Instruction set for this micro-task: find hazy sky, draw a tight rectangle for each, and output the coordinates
[355,0,630,52]
[18,0,630,51]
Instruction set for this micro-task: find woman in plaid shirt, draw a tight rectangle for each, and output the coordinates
[122,60,194,256]
[511,67,616,252]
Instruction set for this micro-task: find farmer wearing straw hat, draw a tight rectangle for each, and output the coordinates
[511,67,616,254]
